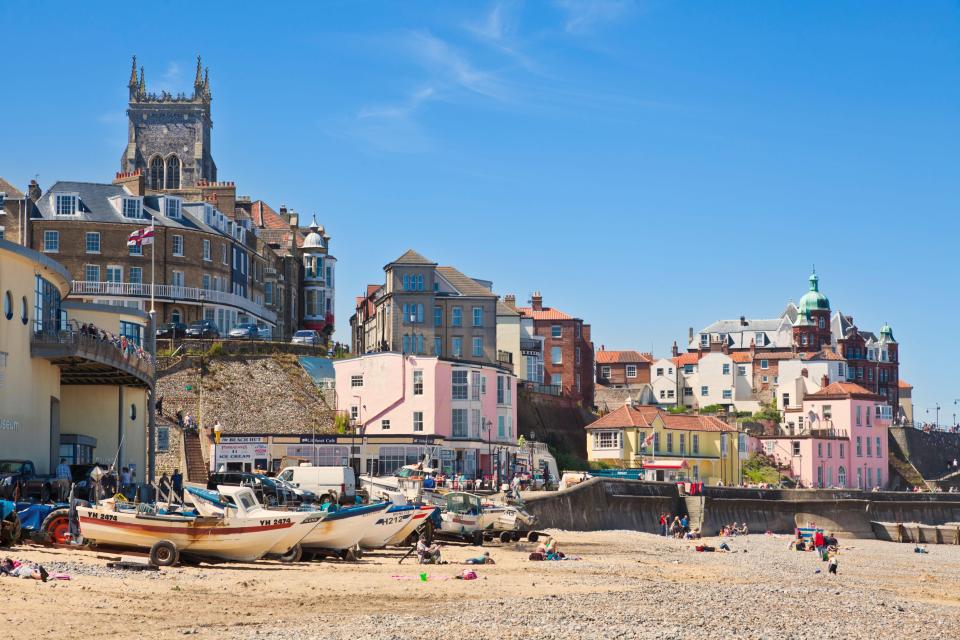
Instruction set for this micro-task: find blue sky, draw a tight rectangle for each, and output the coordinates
[2,1,959,422]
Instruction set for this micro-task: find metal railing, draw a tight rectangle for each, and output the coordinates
[31,328,155,383]
[71,281,277,324]
[524,381,562,397]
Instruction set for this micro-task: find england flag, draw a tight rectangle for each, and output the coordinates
[127,225,155,247]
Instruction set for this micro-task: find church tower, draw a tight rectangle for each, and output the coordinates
[120,56,217,192]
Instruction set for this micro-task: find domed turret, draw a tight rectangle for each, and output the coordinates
[879,322,895,342]
[302,215,325,249]
[798,271,829,315]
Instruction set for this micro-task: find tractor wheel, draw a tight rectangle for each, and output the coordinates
[499,531,512,543]
[511,532,523,542]
[471,530,484,546]
[279,544,303,564]
[149,539,179,567]
[527,532,539,543]
[41,508,72,544]
[0,511,21,547]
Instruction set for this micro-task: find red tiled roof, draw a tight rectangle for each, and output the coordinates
[801,349,845,362]
[596,350,652,364]
[809,382,880,399]
[585,405,736,432]
[672,353,701,366]
[585,404,660,429]
[516,306,573,321]
[898,380,912,389]
[251,200,288,230]
[659,413,736,432]
[729,352,752,363]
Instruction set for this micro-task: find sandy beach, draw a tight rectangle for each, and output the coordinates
[3,531,960,639]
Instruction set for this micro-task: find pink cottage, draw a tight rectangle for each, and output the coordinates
[761,382,892,489]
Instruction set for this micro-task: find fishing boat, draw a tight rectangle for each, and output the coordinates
[356,503,418,548]
[871,521,960,544]
[385,505,440,546]
[299,501,390,555]
[360,461,435,503]
[79,486,324,565]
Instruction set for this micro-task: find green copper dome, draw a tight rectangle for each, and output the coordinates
[797,271,829,314]
[880,322,894,341]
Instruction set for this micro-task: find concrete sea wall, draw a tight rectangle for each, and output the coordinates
[525,480,960,538]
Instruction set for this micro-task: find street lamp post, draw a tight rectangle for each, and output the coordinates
[199,291,206,434]
[213,421,222,473]
[483,418,493,489]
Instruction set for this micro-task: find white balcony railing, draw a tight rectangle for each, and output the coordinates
[71,281,277,324]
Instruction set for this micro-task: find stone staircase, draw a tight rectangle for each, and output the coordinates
[183,428,209,484]
[682,495,705,531]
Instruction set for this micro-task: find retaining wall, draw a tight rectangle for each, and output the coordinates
[525,480,960,538]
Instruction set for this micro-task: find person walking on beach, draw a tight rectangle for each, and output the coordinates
[659,513,667,536]
[813,530,826,559]
[55,458,72,502]
[171,469,183,502]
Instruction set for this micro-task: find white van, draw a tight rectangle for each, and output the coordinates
[277,465,356,505]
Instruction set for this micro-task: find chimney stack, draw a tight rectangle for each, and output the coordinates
[113,170,144,196]
[820,374,830,388]
[671,341,679,357]
[28,180,41,203]
[749,338,756,359]
[531,291,543,311]
[688,327,694,342]
[503,294,516,310]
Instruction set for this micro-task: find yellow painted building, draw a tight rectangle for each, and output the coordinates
[0,239,153,476]
[585,404,741,485]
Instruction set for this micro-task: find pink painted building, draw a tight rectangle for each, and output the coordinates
[760,382,892,489]
[333,352,518,479]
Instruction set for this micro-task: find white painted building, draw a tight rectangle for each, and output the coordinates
[650,358,678,406]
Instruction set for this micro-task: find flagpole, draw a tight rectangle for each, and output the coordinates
[150,220,156,313]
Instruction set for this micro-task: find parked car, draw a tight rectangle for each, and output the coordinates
[256,324,272,340]
[291,330,321,346]
[228,323,259,340]
[276,465,355,505]
[206,471,299,507]
[156,322,188,339]
[0,460,54,503]
[186,320,220,339]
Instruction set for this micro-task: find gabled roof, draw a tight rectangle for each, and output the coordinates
[250,200,288,230]
[496,300,520,317]
[389,249,436,267]
[516,306,573,321]
[585,404,660,429]
[800,349,845,362]
[808,382,880,400]
[0,177,24,199]
[898,380,912,390]
[585,404,736,432]
[435,266,494,297]
[672,352,701,366]
[595,350,652,365]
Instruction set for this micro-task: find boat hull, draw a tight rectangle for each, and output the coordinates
[301,502,389,551]
[79,507,317,562]
[358,505,417,548]
[386,506,439,546]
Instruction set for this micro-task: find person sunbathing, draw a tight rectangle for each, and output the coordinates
[464,551,495,565]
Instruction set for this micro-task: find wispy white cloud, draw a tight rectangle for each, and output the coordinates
[466,0,537,71]
[406,30,513,102]
[554,0,632,34]
[154,61,183,93]
[358,86,437,120]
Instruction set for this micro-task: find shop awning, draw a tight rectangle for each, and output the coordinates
[642,459,688,470]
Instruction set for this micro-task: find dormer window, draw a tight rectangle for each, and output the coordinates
[122,197,142,219]
[700,333,709,347]
[55,193,78,216]
[164,197,181,219]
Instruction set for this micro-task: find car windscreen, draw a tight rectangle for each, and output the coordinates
[0,461,25,474]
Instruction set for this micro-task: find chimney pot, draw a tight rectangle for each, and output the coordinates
[531,291,543,311]
[671,341,679,357]
[821,374,830,388]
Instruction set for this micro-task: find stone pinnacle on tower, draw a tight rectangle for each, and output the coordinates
[128,55,139,100]
[138,66,145,99]
[203,67,211,101]
[194,55,203,97]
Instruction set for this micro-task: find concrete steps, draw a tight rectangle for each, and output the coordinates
[183,429,208,483]
[682,495,705,531]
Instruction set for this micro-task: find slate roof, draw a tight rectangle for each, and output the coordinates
[0,177,23,199]
[389,249,436,267]
[496,300,520,316]
[435,266,494,297]
[35,181,225,236]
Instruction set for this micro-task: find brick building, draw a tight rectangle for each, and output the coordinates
[0,57,336,341]
[517,292,594,408]
[595,348,652,387]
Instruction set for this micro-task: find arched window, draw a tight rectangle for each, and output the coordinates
[171,309,182,325]
[837,466,846,487]
[149,156,165,190]
[166,155,181,189]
